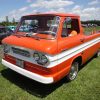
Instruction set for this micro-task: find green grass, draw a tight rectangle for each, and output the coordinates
[84,26,100,35]
[0,56,100,100]
[0,33,100,100]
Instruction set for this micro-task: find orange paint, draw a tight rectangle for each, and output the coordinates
[2,13,100,84]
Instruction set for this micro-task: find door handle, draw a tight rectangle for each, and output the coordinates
[61,48,68,52]
[80,38,85,42]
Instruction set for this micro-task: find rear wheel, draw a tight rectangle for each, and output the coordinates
[67,62,79,81]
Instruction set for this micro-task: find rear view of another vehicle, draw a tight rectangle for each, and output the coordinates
[7,26,16,31]
[0,26,13,44]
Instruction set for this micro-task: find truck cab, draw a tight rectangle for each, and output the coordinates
[2,13,100,84]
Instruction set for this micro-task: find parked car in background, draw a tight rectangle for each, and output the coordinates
[7,26,16,31]
[0,26,13,44]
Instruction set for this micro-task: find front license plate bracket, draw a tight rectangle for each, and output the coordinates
[16,59,24,68]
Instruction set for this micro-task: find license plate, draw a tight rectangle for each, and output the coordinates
[16,59,24,68]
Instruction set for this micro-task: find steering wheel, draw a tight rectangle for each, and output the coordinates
[29,24,38,33]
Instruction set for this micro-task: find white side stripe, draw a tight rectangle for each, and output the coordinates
[6,37,100,68]
[46,37,100,68]
[48,37,100,61]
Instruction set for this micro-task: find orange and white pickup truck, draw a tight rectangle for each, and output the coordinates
[1,13,100,84]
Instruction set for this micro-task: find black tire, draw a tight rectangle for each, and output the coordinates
[67,62,79,81]
[95,50,100,58]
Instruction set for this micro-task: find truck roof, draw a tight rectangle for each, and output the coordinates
[23,13,80,18]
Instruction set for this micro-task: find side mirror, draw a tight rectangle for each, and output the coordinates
[65,17,72,24]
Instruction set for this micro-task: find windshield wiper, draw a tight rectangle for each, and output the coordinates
[14,33,40,40]
[25,33,40,40]
[13,32,54,40]
[13,33,26,37]
[38,31,56,36]
[25,32,34,37]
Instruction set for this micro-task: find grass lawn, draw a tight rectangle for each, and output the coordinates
[0,52,100,100]
[0,27,100,100]
[84,26,100,35]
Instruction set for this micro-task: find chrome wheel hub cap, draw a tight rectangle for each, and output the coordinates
[69,62,78,80]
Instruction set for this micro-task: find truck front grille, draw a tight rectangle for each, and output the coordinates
[12,47,30,57]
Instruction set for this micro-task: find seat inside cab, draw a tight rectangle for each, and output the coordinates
[61,18,80,37]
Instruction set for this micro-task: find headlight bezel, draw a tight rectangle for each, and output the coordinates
[3,44,10,53]
[33,52,40,61]
[33,51,49,65]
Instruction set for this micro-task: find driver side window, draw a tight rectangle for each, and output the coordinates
[61,18,79,37]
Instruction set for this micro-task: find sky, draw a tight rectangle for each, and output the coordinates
[0,0,100,22]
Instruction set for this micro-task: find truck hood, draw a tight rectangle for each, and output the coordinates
[2,35,58,55]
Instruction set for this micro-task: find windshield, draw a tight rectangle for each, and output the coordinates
[16,15,60,39]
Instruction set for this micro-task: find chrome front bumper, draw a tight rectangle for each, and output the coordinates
[2,59,54,84]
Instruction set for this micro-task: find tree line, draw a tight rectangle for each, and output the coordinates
[0,16,18,26]
[0,16,100,26]
[81,20,100,26]
[0,21,18,26]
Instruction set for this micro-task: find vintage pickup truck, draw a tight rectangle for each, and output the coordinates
[1,13,100,84]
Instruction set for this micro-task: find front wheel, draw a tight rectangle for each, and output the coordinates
[95,50,100,58]
[67,62,79,81]
[96,50,100,57]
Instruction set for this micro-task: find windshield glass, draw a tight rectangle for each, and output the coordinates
[17,15,60,39]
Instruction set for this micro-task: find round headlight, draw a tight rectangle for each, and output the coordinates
[33,52,49,65]
[33,52,40,61]
[37,55,48,65]
[41,55,48,64]
[3,44,10,53]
